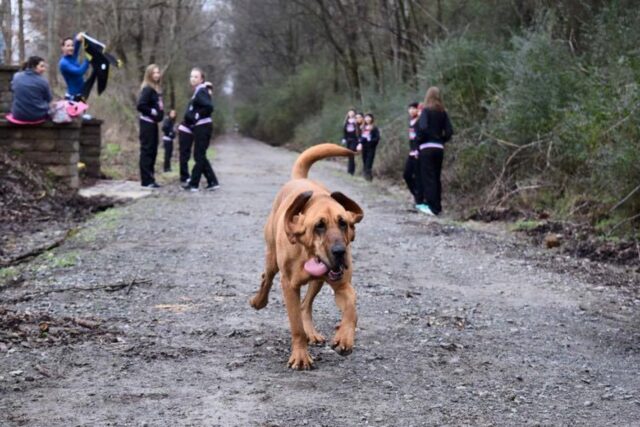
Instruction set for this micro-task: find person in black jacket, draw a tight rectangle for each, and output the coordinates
[415,87,453,216]
[162,110,177,172]
[403,102,422,205]
[360,113,380,181]
[181,68,219,192]
[342,108,359,175]
[136,64,164,188]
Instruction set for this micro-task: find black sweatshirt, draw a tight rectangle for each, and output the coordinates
[137,86,164,122]
[162,117,176,140]
[360,124,380,145]
[343,118,359,141]
[416,108,453,145]
[409,117,419,151]
[182,84,214,127]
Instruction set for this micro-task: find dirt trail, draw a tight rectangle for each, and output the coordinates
[1,135,639,426]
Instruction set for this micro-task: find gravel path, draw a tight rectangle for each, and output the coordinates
[1,135,639,426]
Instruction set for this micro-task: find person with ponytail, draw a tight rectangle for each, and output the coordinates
[181,68,219,192]
[136,64,164,188]
[9,56,53,122]
[360,113,380,181]
[342,108,359,175]
[59,33,88,101]
[403,102,422,206]
[415,87,453,216]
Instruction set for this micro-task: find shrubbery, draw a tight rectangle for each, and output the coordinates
[235,6,640,236]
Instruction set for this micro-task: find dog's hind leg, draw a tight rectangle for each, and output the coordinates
[250,249,278,310]
[330,282,357,356]
[301,280,326,344]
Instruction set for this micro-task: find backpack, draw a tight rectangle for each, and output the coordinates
[50,100,72,123]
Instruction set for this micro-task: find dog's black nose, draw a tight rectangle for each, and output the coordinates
[331,244,346,259]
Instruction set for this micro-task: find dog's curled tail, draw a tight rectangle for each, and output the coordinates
[291,143,354,180]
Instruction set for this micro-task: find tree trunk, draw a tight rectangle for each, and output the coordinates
[18,0,24,63]
[346,44,361,103]
[169,74,175,109]
[332,52,339,93]
[47,0,58,84]
[2,0,13,64]
[135,2,145,80]
[149,4,165,66]
[367,36,382,94]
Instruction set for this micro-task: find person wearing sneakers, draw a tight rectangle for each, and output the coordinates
[360,113,380,182]
[342,108,359,175]
[136,64,164,188]
[162,109,177,172]
[403,102,422,206]
[181,68,219,192]
[415,87,453,216]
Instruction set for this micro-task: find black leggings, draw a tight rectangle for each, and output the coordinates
[346,138,358,175]
[189,124,218,188]
[361,142,378,181]
[139,120,158,186]
[179,130,194,182]
[418,148,443,214]
[163,138,173,172]
[403,155,422,204]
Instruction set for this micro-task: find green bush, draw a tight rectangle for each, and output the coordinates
[237,65,331,145]
[419,36,504,128]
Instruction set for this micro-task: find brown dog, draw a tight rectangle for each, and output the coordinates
[250,143,364,369]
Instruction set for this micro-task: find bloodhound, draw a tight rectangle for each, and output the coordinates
[250,143,364,369]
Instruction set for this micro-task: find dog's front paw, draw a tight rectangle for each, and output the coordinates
[249,294,268,310]
[306,329,326,345]
[288,348,314,370]
[331,326,355,356]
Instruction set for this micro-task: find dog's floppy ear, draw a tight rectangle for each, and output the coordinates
[284,191,313,244]
[331,192,364,224]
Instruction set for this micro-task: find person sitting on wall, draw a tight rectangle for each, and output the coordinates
[59,33,89,101]
[8,56,53,124]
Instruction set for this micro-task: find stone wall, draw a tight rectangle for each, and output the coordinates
[79,119,103,178]
[0,64,103,188]
[0,120,82,188]
[0,65,19,114]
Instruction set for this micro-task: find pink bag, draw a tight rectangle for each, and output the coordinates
[66,101,89,117]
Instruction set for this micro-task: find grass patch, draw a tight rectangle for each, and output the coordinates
[511,220,543,232]
[43,251,79,268]
[105,143,122,156]
[75,208,122,243]
[0,267,20,285]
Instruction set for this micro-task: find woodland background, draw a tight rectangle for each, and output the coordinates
[1,0,639,238]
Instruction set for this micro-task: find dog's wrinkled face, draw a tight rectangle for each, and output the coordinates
[285,191,363,282]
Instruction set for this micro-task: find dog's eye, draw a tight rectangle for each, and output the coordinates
[338,218,348,230]
[314,221,326,234]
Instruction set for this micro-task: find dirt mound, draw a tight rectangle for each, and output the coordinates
[0,149,116,266]
[522,221,640,268]
[466,206,639,270]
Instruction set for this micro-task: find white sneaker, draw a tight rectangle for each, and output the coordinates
[418,204,435,216]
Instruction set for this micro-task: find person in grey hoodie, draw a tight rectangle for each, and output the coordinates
[10,56,53,122]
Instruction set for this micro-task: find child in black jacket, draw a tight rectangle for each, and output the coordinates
[360,113,380,181]
[403,102,422,205]
[161,110,177,172]
[342,108,359,175]
[137,64,164,188]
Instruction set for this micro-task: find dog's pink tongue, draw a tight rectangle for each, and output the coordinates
[304,258,328,276]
